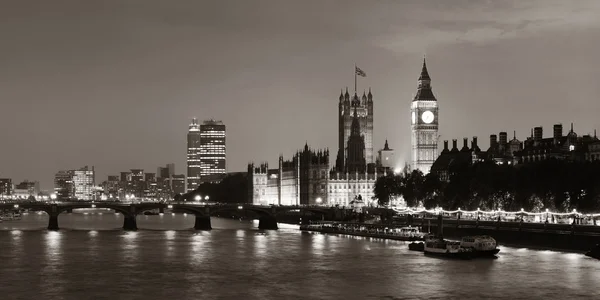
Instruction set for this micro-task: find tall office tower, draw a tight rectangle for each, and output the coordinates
[72,166,95,200]
[187,118,201,191]
[54,171,74,200]
[200,119,227,183]
[410,58,439,174]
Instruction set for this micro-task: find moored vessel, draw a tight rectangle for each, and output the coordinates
[460,235,500,257]
[408,242,424,251]
[424,237,473,259]
[585,244,600,260]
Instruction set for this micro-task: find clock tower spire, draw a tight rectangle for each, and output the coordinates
[410,57,439,174]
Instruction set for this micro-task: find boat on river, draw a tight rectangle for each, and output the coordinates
[460,236,500,257]
[1,212,22,221]
[424,236,473,259]
[585,244,600,260]
[408,242,424,251]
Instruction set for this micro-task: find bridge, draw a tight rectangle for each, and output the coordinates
[0,202,378,231]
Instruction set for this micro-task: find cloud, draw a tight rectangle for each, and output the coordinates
[375,0,600,53]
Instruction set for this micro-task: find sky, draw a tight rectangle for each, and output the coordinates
[1,0,600,190]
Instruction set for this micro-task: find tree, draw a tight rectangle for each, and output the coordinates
[373,173,401,206]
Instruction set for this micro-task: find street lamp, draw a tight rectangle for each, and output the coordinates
[316,197,322,205]
[194,195,201,202]
[205,195,210,201]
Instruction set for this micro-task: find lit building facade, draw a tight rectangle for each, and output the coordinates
[55,171,74,200]
[72,166,95,200]
[248,82,385,206]
[200,119,226,183]
[187,118,201,191]
[411,58,439,174]
[0,178,12,199]
[377,140,395,171]
[13,180,40,199]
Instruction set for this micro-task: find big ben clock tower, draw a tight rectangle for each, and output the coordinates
[410,58,438,174]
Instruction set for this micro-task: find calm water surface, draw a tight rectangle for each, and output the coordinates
[0,212,599,300]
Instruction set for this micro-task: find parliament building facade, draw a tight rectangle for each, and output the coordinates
[248,86,391,206]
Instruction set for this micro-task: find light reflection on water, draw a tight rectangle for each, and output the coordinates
[0,214,598,299]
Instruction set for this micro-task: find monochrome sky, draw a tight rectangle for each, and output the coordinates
[1,0,599,189]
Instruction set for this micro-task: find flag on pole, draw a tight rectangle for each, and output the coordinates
[355,66,366,77]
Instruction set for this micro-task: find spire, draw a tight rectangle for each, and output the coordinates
[571,122,574,133]
[384,139,390,150]
[339,89,344,101]
[418,56,431,81]
[351,106,360,136]
[513,130,516,140]
[344,87,349,98]
[595,129,597,139]
[413,57,436,101]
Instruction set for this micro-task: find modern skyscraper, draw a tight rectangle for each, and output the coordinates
[200,119,226,183]
[411,58,439,174]
[54,171,74,200]
[187,118,201,191]
[336,88,374,171]
[73,166,95,200]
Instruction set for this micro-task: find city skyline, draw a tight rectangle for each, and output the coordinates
[2,0,600,190]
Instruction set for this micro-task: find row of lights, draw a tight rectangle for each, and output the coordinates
[393,207,600,218]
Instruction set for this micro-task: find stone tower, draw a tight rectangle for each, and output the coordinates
[410,58,439,174]
[336,87,374,171]
[345,106,367,173]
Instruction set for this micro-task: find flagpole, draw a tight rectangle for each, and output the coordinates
[354,63,357,93]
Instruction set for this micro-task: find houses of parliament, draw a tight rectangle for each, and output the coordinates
[248,59,436,205]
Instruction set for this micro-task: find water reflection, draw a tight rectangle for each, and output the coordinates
[42,231,65,296]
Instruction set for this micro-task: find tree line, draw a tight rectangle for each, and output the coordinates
[374,159,600,213]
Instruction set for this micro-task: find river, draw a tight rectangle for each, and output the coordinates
[0,212,598,299]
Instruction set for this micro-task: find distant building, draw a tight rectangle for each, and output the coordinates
[171,174,186,195]
[486,131,522,165]
[587,133,600,162]
[0,178,12,199]
[515,124,598,164]
[157,163,175,179]
[377,140,395,171]
[14,180,40,199]
[102,175,120,199]
[72,166,95,200]
[200,119,226,183]
[187,118,201,191]
[55,171,74,200]
[431,138,484,182]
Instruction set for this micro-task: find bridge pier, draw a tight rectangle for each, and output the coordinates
[66,208,73,213]
[159,207,165,214]
[258,216,278,230]
[194,215,212,230]
[123,214,138,231]
[48,214,59,230]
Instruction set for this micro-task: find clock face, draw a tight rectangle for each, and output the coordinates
[411,111,416,124]
[421,110,434,124]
